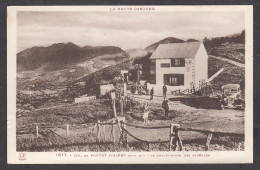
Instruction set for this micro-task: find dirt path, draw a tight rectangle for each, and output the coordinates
[209,55,245,68]
[131,93,244,134]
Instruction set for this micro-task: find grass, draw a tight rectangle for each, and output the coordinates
[17,99,114,129]
[17,97,245,152]
[208,57,245,91]
[17,127,244,152]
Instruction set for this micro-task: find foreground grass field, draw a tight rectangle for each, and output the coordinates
[17,97,244,152]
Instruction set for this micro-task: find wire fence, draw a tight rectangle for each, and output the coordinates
[17,116,244,151]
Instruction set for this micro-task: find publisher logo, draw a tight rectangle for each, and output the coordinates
[18,153,26,161]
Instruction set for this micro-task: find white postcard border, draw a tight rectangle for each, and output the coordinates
[7,5,253,164]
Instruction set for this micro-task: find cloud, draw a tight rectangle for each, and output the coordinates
[17,11,245,52]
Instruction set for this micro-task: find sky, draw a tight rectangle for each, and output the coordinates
[17,11,245,52]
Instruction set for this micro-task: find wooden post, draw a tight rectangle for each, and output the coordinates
[97,120,101,143]
[169,124,174,151]
[175,125,182,151]
[120,96,124,116]
[66,124,69,137]
[113,100,117,118]
[172,124,181,151]
[169,124,182,151]
[205,128,215,151]
[110,119,116,144]
[36,125,39,138]
[123,119,128,148]
[124,83,127,94]
[103,125,106,142]
[117,117,126,146]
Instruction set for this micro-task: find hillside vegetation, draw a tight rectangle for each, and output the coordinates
[204,30,245,63]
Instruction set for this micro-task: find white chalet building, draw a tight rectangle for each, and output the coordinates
[149,42,208,94]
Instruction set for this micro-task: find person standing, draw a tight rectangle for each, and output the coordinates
[150,87,154,100]
[143,101,149,111]
[142,102,149,124]
[163,85,167,98]
[162,99,169,118]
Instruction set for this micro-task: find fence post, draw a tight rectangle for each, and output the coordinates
[169,124,174,151]
[123,119,128,148]
[36,125,39,138]
[66,124,69,137]
[97,120,101,143]
[113,100,117,118]
[117,117,126,147]
[175,124,182,151]
[103,125,106,142]
[172,124,181,151]
[205,128,215,151]
[111,119,116,144]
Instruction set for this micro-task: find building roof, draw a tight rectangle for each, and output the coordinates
[150,42,202,59]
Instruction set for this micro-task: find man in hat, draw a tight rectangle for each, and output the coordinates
[162,98,169,118]
[163,84,167,98]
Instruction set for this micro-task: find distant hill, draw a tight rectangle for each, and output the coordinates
[186,38,200,42]
[145,37,185,52]
[17,42,125,70]
[204,30,245,47]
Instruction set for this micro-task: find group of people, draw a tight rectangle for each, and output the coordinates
[112,84,170,123]
[110,91,134,117]
[141,97,170,124]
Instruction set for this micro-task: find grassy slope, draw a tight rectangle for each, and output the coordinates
[208,56,245,91]
[208,43,245,64]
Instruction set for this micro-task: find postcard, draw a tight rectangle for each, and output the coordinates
[7,5,253,164]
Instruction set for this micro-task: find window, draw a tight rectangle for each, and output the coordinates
[164,74,184,86]
[161,63,170,67]
[171,58,185,67]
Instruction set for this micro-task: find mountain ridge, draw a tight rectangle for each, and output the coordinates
[145,37,185,52]
[17,42,125,70]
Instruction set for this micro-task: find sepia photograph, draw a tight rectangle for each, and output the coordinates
[7,6,253,164]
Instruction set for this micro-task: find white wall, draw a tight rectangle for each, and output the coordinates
[194,44,208,86]
[150,58,194,94]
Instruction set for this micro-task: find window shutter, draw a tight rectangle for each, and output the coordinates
[171,59,175,67]
[181,59,185,67]
[180,74,184,85]
[164,74,169,85]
